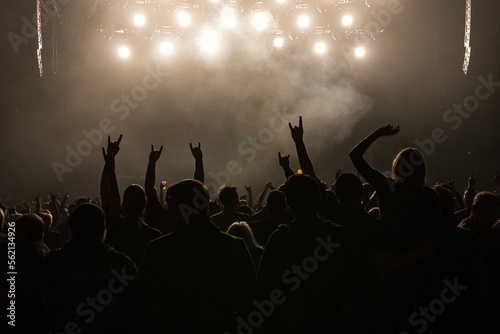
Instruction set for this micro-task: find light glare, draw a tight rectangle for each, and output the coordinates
[342,15,353,26]
[274,37,284,48]
[297,15,310,29]
[252,12,271,31]
[220,7,238,28]
[355,46,366,58]
[198,30,220,55]
[118,46,130,58]
[314,42,326,54]
[277,0,286,3]
[160,42,174,55]
[177,12,191,27]
[133,14,145,26]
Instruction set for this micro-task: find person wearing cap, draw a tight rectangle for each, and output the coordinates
[43,203,137,334]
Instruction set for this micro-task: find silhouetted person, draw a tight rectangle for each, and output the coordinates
[44,203,137,334]
[16,214,50,334]
[227,221,264,270]
[249,189,292,246]
[101,137,162,267]
[128,179,256,334]
[211,185,251,232]
[38,211,62,250]
[105,184,162,267]
[258,174,360,334]
[350,125,440,332]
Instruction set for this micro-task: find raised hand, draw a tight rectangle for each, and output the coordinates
[288,116,304,143]
[149,145,163,163]
[190,142,203,160]
[107,134,123,156]
[63,192,70,201]
[50,192,58,202]
[244,185,252,193]
[102,135,122,162]
[266,182,274,190]
[160,181,167,189]
[278,152,290,169]
[494,170,500,185]
[374,124,400,138]
[467,172,476,188]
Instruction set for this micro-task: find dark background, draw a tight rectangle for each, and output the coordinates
[1,0,499,204]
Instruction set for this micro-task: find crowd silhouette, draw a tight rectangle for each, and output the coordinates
[1,117,500,334]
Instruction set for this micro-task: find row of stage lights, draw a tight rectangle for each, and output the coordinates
[115,39,366,58]
[99,0,386,59]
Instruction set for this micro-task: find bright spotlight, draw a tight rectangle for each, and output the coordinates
[355,46,366,58]
[273,37,284,48]
[118,46,130,58]
[177,12,191,27]
[220,7,237,29]
[297,15,310,29]
[252,12,271,31]
[133,14,145,26]
[277,0,286,3]
[342,15,353,26]
[198,30,220,55]
[314,42,326,54]
[160,41,174,55]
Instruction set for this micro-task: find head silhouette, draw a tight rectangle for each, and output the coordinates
[266,190,286,215]
[471,191,500,228]
[218,185,239,211]
[167,179,210,225]
[392,148,426,186]
[123,184,146,217]
[16,214,45,242]
[334,173,363,205]
[69,203,106,240]
[283,174,320,217]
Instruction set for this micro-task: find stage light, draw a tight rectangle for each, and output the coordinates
[252,12,271,32]
[314,42,326,54]
[355,46,365,58]
[342,15,353,26]
[277,0,286,3]
[177,12,191,27]
[220,7,238,29]
[118,46,130,58]
[297,15,310,29]
[160,41,174,55]
[197,30,220,55]
[133,14,145,26]
[274,37,284,48]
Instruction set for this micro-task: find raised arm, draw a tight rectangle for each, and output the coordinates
[145,145,163,199]
[35,193,42,213]
[49,192,60,226]
[349,124,399,190]
[289,116,317,180]
[463,172,477,210]
[278,152,294,179]
[190,142,204,183]
[256,182,274,211]
[101,135,122,217]
[244,185,253,208]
